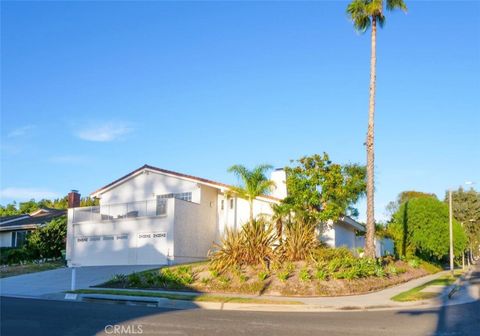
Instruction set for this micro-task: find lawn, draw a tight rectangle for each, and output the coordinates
[0,260,64,278]
[390,273,460,302]
[69,289,303,305]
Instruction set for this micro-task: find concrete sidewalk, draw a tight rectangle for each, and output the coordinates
[0,265,160,297]
[64,269,478,312]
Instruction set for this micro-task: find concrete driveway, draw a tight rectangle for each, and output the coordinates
[0,265,160,297]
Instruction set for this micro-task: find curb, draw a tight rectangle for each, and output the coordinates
[447,267,473,299]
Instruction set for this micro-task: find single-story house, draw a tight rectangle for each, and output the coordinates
[66,164,366,267]
[0,208,66,248]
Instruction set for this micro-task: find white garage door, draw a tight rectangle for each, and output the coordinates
[136,232,168,265]
[73,235,129,266]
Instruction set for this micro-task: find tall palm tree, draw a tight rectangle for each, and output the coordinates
[347,0,407,258]
[228,164,275,223]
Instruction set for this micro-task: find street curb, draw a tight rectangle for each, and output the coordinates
[448,267,473,299]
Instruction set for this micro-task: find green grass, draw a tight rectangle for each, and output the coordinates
[0,261,64,278]
[391,274,458,302]
[69,289,303,305]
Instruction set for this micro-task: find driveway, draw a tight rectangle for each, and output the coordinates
[0,265,161,297]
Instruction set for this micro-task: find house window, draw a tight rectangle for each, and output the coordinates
[230,199,234,209]
[12,230,30,248]
[157,192,192,202]
[221,200,224,210]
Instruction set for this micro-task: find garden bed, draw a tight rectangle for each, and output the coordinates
[100,253,440,297]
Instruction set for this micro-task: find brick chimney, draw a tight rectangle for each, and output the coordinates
[68,190,81,208]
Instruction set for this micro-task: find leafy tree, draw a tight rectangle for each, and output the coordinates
[281,153,366,227]
[388,197,467,262]
[0,196,99,217]
[227,164,275,223]
[27,216,67,259]
[445,187,480,259]
[346,0,407,258]
[0,202,19,216]
[385,191,437,218]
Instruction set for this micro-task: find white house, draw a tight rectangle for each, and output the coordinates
[66,164,366,267]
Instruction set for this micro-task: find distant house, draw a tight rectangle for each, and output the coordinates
[0,208,66,248]
[66,164,365,267]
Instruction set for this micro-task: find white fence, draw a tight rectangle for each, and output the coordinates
[72,199,167,223]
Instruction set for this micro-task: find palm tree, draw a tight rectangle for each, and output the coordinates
[228,164,275,223]
[347,0,407,258]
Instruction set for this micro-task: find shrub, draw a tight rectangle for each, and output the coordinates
[408,259,420,268]
[0,247,33,265]
[299,268,311,282]
[27,217,67,259]
[280,222,319,261]
[388,197,467,262]
[127,273,142,287]
[315,247,355,265]
[209,229,244,272]
[258,270,269,281]
[209,219,277,271]
[238,274,248,283]
[374,265,385,277]
[277,270,290,282]
[387,266,398,276]
[160,266,195,286]
[314,268,327,280]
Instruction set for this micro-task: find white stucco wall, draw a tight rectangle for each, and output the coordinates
[334,222,357,249]
[270,169,287,200]
[173,186,218,263]
[0,232,12,247]
[320,224,336,248]
[98,170,201,205]
[67,201,175,266]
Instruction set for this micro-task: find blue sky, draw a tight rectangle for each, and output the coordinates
[1,1,479,221]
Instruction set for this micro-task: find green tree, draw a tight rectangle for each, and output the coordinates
[27,216,67,259]
[445,187,480,259]
[347,0,407,258]
[281,153,366,225]
[388,197,467,262]
[228,164,275,223]
[385,191,437,218]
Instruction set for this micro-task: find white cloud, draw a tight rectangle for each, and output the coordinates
[76,122,133,142]
[0,188,60,201]
[50,155,88,164]
[7,125,36,138]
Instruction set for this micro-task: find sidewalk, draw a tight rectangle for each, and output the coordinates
[52,269,478,312]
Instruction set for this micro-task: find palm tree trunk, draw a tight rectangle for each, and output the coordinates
[365,16,377,258]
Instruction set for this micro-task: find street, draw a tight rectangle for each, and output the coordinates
[1,295,479,336]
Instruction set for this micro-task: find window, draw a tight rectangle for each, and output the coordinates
[230,199,234,209]
[157,192,192,202]
[12,230,31,248]
[221,200,224,210]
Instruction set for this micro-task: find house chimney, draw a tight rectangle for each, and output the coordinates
[68,190,81,208]
[270,168,287,200]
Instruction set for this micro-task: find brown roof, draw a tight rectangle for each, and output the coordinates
[91,164,280,202]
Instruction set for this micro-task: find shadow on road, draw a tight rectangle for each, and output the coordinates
[397,271,479,336]
[1,296,198,336]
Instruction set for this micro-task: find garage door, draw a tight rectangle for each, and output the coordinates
[73,234,129,266]
[136,232,168,265]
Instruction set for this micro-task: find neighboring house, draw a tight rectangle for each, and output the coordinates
[67,164,366,267]
[0,208,66,248]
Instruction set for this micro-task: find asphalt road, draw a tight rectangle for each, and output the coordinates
[1,296,479,336]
